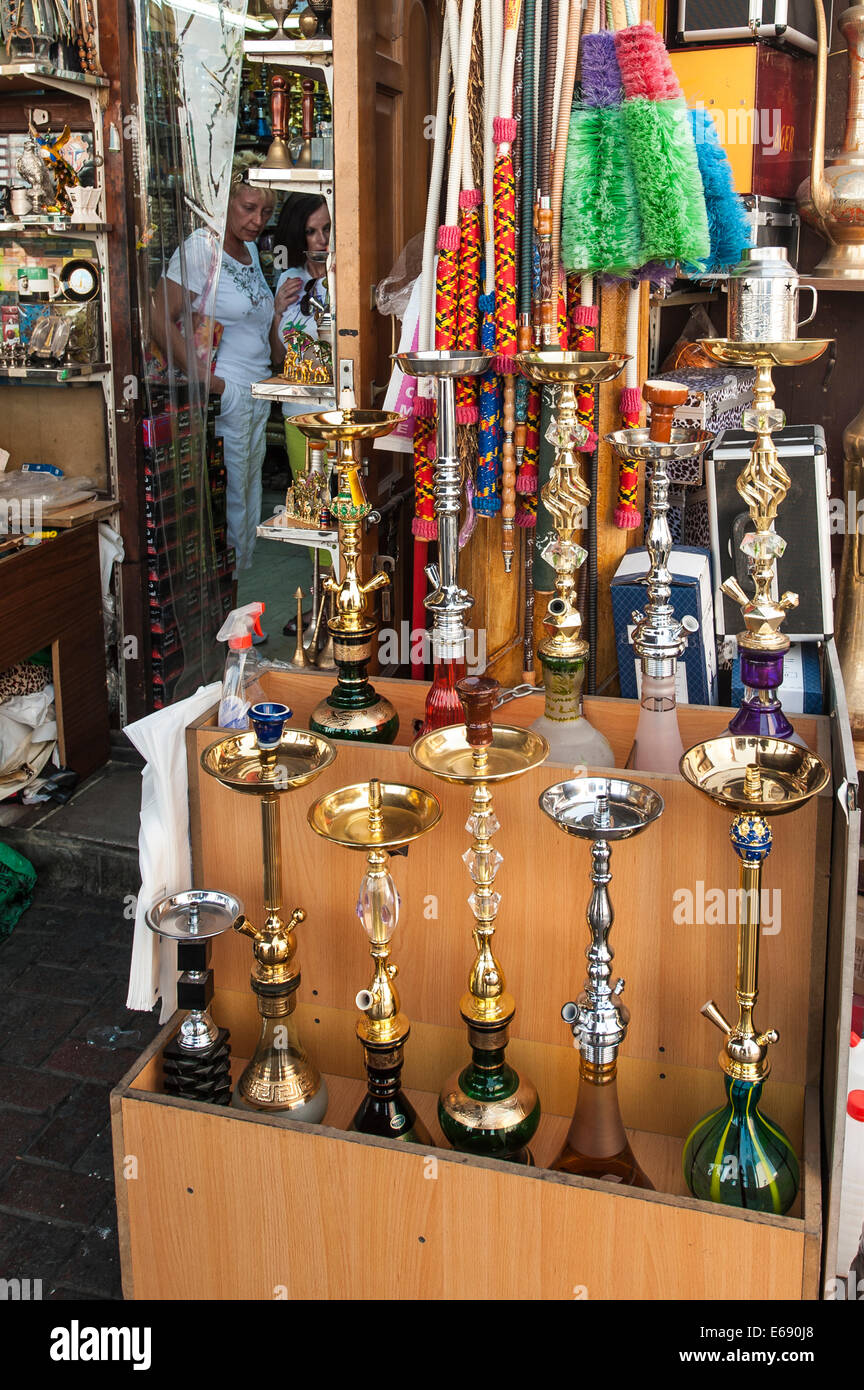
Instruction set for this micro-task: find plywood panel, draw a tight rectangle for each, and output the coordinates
[1,385,109,487]
[187,671,831,1089]
[119,1090,808,1301]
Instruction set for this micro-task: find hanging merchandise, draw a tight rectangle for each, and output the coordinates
[492,0,521,570]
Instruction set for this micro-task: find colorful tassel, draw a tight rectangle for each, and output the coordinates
[456,188,482,423]
[614,385,643,529]
[412,396,437,540]
[493,116,518,374]
[435,223,460,348]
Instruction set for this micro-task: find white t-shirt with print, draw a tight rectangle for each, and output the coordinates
[166,228,273,387]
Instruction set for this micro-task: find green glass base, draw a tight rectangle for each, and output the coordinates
[438,1055,541,1165]
[310,695,399,744]
[683,1076,799,1214]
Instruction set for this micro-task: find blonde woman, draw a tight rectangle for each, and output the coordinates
[153,158,297,592]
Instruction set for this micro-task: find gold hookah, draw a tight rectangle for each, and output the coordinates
[291,409,401,743]
[201,702,336,1118]
[411,676,549,1163]
[679,735,829,1212]
[308,777,442,1142]
[514,350,628,766]
[699,338,830,741]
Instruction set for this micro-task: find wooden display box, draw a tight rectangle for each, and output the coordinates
[112,671,839,1300]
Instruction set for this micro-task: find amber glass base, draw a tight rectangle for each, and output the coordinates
[550,1058,654,1189]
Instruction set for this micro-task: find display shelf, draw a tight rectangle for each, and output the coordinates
[0,362,109,380]
[109,669,856,1301]
[0,220,110,236]
[0,62,109,96]
[250,375,335,403]
[256,513,338,565]
[247,167,334,195]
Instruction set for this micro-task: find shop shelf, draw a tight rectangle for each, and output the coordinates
[247,167,333,196]
[0,362,109,381]
[110,666,857,1300]
[0,220,111,236]
[0,62,108,96]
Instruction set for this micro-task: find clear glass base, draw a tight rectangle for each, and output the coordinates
[531,712,615,768]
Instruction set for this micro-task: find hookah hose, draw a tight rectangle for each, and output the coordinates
[435,0,472,356]
[537,0,558,347]
[474,0,501,520]
[574,274,599,694]
[456,0,481,424]
[550,0,583,290]
[518,0,536,333]
[494,0,522,572]
[614,281,643,529]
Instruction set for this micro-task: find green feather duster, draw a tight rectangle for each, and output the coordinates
[562,105,604,274]
[595,106,643,276]
[622,97,710,267]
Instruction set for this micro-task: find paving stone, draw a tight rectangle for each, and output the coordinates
[0,1110,47,1175]
[72,1127,115,1182]
[25,1085,111,1169]
[43,1038,142,1086]
[0,1064,72,1113]
[0,1162,110,1225]
[56,1223,121,1299]
[0,998,87,1068]
[13,964,113,1005]
[1,1215,81,1280]
[46,1284,106,1300]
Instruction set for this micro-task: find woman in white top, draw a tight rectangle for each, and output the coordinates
[271,193,332,479]
[153,158,297,578]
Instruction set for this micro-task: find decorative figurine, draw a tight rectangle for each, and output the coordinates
[308,777,442,1143]
[411,676,548,1163]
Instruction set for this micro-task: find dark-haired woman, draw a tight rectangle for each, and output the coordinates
[272,193,332,477]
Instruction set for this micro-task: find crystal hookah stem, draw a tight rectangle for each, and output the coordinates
[552,799,653,1187]
[723,356,799,742]
[683,768,798,1213]
[352,783,432,1144]
[437,677,540,1162]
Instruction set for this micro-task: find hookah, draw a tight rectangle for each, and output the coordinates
[539,776,663,1187]
[200,702,336,1119]
[145,889,242,1105]
[411,675,549,1163]
[679,735,829,1212]
[515,350,628,766]
[291,409,401,743]
[699,336,830,743]
[606,380,710,773]
[308,777,442,1143]
[392,349,492,732]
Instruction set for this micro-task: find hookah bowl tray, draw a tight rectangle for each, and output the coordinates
[539,777,664,840]
[516,349,630,387]
[145,889,243,940]
[410,725,549,784]
[288,408,401,442]
[605,426,711,462]
[393,349,492,378]
[200,729,336,795]
[308,781,442,849]
[679,736,830,815]
[699,339,831,370]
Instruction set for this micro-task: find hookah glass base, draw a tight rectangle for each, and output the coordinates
[162,1028,232,1107]
[627,671,684,775]
[350,1049,432,1145]
[683,1075,799,1214]
[438,1039,540,1165]
[531,653,614,768]
[421,658,467,734]
[725,648,805,747]
[231,1012,329,1122]
[551,1061,654,1189]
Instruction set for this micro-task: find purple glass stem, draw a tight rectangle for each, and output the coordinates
[725,649,794,740]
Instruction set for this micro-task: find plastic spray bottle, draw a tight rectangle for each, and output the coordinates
[216,602,267,729]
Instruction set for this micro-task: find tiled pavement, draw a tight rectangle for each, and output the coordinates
[0,845,157,1301]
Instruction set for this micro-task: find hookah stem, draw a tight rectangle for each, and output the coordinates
[736,833,764,1039]
[261,793,282,918]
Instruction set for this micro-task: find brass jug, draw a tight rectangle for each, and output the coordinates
[797,3,864,279]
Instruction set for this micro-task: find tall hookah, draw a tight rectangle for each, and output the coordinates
[393,350,492,732]
[539,775,664,1187]
[516,350,628,767]
[606,381,710,773]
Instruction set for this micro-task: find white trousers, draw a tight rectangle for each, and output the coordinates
[216,380,271,571]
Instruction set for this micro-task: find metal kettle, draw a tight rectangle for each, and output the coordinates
[726,246,818,342]
[797,3,864,279]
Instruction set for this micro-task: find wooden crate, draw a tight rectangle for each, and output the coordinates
[112,671,834,1300]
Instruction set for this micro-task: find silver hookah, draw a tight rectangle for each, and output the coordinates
[393,350,491,662]
[539,778,664,1063]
